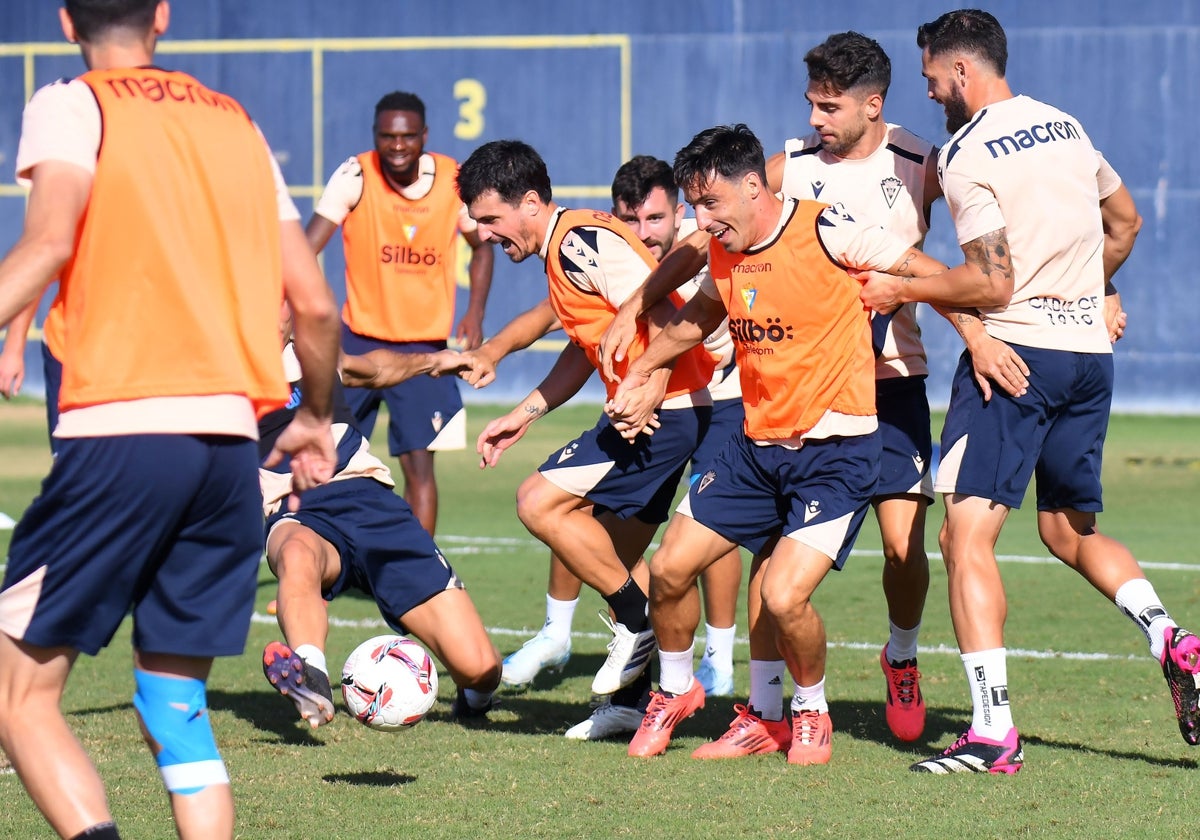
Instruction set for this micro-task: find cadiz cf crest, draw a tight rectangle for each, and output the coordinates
[403,224,418,241]
[740,287,757,312]
[880,176,901,208]
[431,411,444,432]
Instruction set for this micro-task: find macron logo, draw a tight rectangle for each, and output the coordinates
[912,453,925,473]
[804,499,822,523]
[557,443,578,464]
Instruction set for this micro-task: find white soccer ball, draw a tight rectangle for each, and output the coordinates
[340,635,438,731]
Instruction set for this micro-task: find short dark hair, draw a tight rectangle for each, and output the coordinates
[917,9,1008,77]
[64,0,158,42]
[673,124,766,195]
[374,91,426,123]
[804,31,891,100]
[611,155,677,210]
[457,139,553,206]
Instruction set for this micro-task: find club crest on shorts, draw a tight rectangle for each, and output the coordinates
[696,469,717,493]
[431,411,444,432]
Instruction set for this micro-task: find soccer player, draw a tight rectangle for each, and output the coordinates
[260,334,501,727]
[306,90,495,535]
[606,124,948,763]
[859,8,1199,773]
[456,140,716,717]
[763,30,940,745]
[0,2,341,839]
[495,156,745,703]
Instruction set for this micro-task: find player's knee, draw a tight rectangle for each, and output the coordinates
[133,670,228,796]
[760,581,809,622]
[515,477,555,533]
[273,533,325,585]
[649,554,698,602]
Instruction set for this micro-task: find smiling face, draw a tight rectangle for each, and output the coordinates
[805,82,876,158]
[373,109,427,186]
[612,185,684,261]
[921,48,972,134]
[682,171,757,254]
[467,189,540,263]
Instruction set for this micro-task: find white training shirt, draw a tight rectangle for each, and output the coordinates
[939,94,1120,353]
[313,152,477,234]
[781,124,935,379]
[15,78,299,440]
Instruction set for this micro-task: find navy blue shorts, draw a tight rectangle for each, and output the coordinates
[341,326,465,456]
[42,342,62,454]
[538,405,711,524]
[935,346,1112,510]
[266,477,461,629]
[0,434,262,656]
[680,430,881,564]
[689,397,745,479]
[876,375,933,500]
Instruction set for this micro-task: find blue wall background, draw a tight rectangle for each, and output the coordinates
[1,1,1197,411]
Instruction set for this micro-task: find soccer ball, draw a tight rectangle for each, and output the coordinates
[340,635,438,731]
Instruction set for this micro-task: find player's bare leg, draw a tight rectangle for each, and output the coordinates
[134,651,233,840]
[262,522,338,727]
[399,448,438,535]
[401,588,501,697]
[0,634,113,838]
[876,494,930,741]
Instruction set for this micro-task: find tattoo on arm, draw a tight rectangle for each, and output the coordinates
[522,403,546,417]
[963,229,1014,286]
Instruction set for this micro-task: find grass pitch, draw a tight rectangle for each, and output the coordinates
[1,400,1199,838]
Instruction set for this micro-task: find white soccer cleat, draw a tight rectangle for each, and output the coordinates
[500,629,571,691]
[591,613,657,695]
[695,660,735,697]
[564,700,645,741]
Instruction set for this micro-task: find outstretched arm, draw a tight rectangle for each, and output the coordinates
[458,297,560,388]
[476,343,593,467]
[598,228,709,381]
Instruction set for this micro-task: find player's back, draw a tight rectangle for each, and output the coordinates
[942,94,1109,353]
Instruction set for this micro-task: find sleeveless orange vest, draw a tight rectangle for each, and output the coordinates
[545,209,713,401]
[59,67,287,416]
[341,151,462,341]
[42,292,64,360]
[708,200,875,439]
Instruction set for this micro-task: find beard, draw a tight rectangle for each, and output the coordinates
[944,87,971,134]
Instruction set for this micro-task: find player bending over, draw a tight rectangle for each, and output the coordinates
[260,337,501,726]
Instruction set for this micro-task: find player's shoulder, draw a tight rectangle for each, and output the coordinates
[783,132,823,159]
[27,77,93,109]
[333,154,364,179]
[883,124,936,159]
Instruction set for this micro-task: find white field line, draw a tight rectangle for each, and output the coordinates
[251,533,1186,663]
[2,532,1189,663]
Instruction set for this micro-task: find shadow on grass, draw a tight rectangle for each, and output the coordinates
[207,688,331,747]
[322,770,416,787]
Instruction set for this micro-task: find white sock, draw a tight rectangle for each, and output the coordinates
[658,645,695,695]
[542,595,578,643]
[961,648,1014,738]
[791,678,828,715]
[1114,578,1174,660]
[886,619,921,664]
[700,623,736,673]
[748,659,787,720]
[294,644,327,675]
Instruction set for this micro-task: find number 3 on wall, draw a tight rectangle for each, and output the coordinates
[454,78,486,140]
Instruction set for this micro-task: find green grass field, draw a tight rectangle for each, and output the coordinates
[2,400,1200,838]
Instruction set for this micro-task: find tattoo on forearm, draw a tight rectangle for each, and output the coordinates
[896,251,916,275]
[523,403,546,417]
